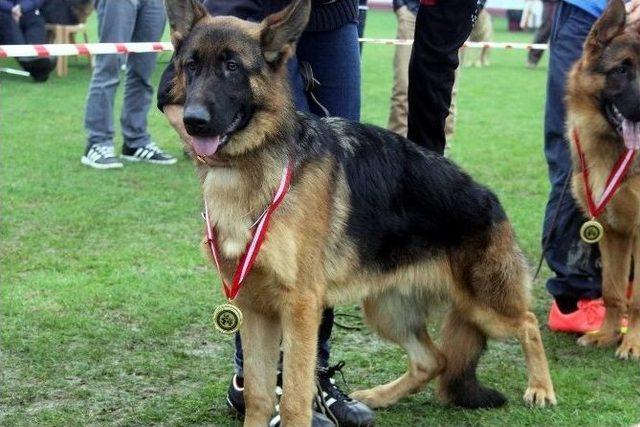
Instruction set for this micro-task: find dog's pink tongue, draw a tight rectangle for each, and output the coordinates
[622,120,640,151]
[192,136,221,157]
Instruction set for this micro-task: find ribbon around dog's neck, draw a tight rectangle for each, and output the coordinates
[203,161,293,301]
[573,128,637,220]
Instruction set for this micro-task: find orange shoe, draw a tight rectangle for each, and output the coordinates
[548,299,605,334]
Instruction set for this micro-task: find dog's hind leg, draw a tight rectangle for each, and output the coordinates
[350,290,445,408]
[437,308,508,409]
[441,222,555,408]
[240,308,281,427]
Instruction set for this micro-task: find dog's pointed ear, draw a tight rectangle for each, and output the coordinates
[584,0,626,60]
[165,0,208,47]
[260,0,311,67]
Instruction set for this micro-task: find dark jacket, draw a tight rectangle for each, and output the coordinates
[0,0,44,13]
[202,0,358,32]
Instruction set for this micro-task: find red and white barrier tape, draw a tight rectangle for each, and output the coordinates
[0,40,547,58]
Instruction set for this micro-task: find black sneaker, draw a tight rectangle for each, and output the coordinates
[226,373,336,426]
[226,374,245,418]
[317,362,375,427]
[121,142,177,165]
[81,144,123,169]
[269,374,335,427]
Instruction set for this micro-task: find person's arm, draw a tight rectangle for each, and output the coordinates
[157,59,192,146]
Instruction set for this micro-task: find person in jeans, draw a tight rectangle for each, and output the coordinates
[0,0,56,82]
[158,2,373,426]
[542,0,640,333]
[81,0,175,170]
[527,0,558,68]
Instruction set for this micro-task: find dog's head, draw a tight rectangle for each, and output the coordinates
[165,0,310,161]
[578,0,640,148]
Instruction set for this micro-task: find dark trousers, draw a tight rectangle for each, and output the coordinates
[0,10,55,81]
[407,0,478,154]
[233,23,361,377]
[528,1,558,65]
[542,3,601,302]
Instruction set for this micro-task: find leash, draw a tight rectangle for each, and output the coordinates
[204,161,293,334]
[573,128,637,244]
[533,171,572,281]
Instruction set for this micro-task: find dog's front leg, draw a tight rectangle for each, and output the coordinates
[241,307,281,427]
[280,289,322,426]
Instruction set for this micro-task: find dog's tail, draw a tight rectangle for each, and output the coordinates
[437,309,507,409]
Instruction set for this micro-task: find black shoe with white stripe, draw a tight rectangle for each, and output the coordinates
[121,142,177,165]
[269,373,335,427]
[317,362,375,427]
[81,144,123,169]
[226,374,245,418]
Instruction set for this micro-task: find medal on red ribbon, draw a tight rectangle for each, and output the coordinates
[573,129,637,244]
[203,162,293,334]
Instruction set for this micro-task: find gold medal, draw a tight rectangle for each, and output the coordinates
[213,303,243,334]
[580,219,604,244]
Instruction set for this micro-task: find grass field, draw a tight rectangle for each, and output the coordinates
[2,10,640,426]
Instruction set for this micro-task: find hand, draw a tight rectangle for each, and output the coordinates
[626,0,640,26]
[11,4,22,23]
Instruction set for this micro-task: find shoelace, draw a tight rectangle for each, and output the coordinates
[319,361,352,402]
[145,142,162,154]
[92,145,117,158]
[578,300,603,325]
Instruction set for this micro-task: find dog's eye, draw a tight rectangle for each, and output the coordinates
[613,65,627,75]
[225,60,239,72]
[185,60,198,73]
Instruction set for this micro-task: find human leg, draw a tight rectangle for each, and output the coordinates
[407,0,479,154]
[542,3,602,326]
[121,0,166,149]
[387,6,416,137]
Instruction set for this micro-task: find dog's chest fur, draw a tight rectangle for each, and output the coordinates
[202,168,257,258]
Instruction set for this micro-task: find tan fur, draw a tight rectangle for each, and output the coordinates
[566,1,640,359]
[165,3,556,425]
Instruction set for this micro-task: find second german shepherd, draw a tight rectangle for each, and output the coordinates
[164,0,556,424]
[566,0,640,358]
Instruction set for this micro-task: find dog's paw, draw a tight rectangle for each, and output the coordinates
[523,386,557,408]
[615,335,640,360]
[351,388,388,409]
[577,330,619,348]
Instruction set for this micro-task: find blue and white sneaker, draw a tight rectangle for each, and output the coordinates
[81,144,123,170]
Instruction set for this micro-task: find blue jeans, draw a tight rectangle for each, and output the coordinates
[234,23,361,377]
[84,0,166,149]
[542,2,601,302]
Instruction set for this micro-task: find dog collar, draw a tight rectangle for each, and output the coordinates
[203,161,293,333]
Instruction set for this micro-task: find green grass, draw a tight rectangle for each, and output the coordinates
[2,10,640,426]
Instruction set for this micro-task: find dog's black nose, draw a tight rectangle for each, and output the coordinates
[183,104,210,130]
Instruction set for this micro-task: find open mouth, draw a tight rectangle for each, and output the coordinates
[606,104,640,150]
[191,111,246,159]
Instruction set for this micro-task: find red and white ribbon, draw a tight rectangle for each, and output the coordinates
[0,40,547,58]
[203,162,293,301]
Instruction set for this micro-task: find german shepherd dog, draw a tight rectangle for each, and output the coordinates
[566,0,640,358]
[164,0,556,424]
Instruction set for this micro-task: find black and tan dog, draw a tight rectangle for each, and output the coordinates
[164,0,556,424]
[566,0,640,358]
